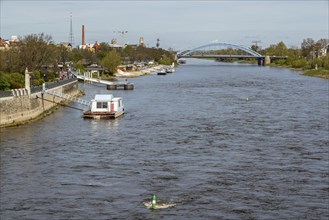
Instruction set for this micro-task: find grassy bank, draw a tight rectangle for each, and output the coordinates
[302,69,329,79]
[236,60,329,79]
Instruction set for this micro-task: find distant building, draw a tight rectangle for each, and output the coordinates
[86,63,105,76]
[319,44,329,57]
[78,41,100,52]
[109,38,122,48]
[0,38,10,50]
[0,36,20,50]
[139,37,145,47]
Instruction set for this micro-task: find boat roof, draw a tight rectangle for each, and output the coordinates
[93,94,113,101]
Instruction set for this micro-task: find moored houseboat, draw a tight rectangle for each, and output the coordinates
[83,94,124,119]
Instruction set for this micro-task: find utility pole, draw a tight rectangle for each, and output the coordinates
[252,40,261,52]
[252,40,261,47]
[114,31,128,48]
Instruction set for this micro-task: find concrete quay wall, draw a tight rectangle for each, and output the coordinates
[0,80,79,127]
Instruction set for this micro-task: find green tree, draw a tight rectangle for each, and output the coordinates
[123,45,133,57]
[31,70,45,86]
[275,41,287,56]
[251,44,261,53]
[159,54,172,65]
[301,38,315,60]
[265,41,287,56]
[0,73,11,91]
[100,50,121,74]
[19,33,57,72]
[58,44,70,65]
[321,55,329,69]
[291,59,308,69]
[0,72,25,90]
[0,46,21,72]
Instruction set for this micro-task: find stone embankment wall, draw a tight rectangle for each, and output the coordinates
[0,79,79,127]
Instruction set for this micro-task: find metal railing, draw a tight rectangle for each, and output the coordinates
[0,78,78,98]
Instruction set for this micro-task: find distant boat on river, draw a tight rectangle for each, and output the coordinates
[178,59,186,64]
[83,94,124,119]
[166,67,175,73]
[157,69,167,75]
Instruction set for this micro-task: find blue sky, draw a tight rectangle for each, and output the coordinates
[1,0,328,50]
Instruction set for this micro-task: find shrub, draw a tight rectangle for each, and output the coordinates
[291,59,308,69]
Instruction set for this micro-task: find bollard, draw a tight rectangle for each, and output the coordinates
[152,194,157,209]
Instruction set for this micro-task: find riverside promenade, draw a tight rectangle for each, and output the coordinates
[0,77,79,127]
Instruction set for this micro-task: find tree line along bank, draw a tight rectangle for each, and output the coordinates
[1,34,328,91]
[0,33,176,91]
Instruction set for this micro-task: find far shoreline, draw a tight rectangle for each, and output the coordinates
[114,64,169,78]
[237,60,329,79]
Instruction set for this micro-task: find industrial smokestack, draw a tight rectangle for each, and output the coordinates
[82,25,85,45]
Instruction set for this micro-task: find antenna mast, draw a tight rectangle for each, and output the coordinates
[69,12,74,46]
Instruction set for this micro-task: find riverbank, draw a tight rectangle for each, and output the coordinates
[114,65,168,78]
[301,69,329,79]
[237,60,329,79]
[0,79,80,128]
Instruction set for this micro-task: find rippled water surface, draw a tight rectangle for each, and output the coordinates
[1,60,328,219]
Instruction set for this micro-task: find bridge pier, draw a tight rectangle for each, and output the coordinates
[258,58,264,66]
[265,56,271,65]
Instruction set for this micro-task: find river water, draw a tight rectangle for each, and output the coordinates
[1,59,328,219]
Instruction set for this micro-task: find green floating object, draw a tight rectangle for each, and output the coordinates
[152,194,157,209]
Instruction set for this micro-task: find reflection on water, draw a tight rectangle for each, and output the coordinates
[1,60,328,219]
[89,117,121,134]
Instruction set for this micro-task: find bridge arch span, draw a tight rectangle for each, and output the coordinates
[178,43,262,57]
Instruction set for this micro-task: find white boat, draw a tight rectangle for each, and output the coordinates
[157,69,167,75]
[83,94,124,119]
[166,67,175,73]
[178,59,186,64]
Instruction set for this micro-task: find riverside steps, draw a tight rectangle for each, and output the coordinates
[73,72,134,90]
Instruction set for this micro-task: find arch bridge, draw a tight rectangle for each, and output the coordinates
[177,43,287,66]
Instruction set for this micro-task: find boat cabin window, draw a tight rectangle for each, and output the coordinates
[96,102,108,109]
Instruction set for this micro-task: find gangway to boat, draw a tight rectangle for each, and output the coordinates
[43,89,91,106]
[74,74,114,85]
